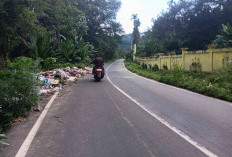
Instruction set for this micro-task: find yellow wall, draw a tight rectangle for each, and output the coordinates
[136,47,232,72]
[213,49,232,71]
[170,56,182,70]
[184,52,210,71]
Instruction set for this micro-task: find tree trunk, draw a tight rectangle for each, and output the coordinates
[0,45,6,69]
[0,53,5,69]
[5,51,10,63]
[0,36,11,69]
[4,35,10,65]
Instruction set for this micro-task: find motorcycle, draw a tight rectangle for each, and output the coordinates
[93,66,105,82]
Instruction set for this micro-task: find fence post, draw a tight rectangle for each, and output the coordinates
[159,53,164,70]
[181,48,188,70]
[208,45,216,72]
[169,53,171,70]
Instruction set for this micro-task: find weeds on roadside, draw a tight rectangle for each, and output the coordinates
[125,60,232,102]
[0,57,39,133]
[0,134,8,151]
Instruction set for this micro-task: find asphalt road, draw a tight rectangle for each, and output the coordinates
[5,59,232,157]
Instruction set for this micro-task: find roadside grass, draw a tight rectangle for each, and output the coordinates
[125,60,232,102]
[0,57,40,134]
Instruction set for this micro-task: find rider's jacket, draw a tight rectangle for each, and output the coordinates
[93,57,104,67]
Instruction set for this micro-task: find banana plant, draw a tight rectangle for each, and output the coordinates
[74,36,97,61]
[23,34,52,60]
[221,23,232,43]
[212,23,232,48]
[60,40,76,62]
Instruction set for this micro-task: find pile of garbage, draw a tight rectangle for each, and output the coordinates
[38,67,92,95]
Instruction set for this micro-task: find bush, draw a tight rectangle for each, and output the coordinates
[134,61,140,65]
[0,57,39,132]
[173,66,183,81]
[0,134,7,151]
[152,64,159,71]
[125,51,133,61]
[162,65,168,70]
[44,57,58,70]
[44,58,75,70]
[142,63,147,69]
[189,62,202,72]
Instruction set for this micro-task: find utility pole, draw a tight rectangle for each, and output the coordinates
[133,44,136,61]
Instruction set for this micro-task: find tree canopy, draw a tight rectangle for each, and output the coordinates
[136,0,232,57]
[0,0,123,68]
[131,14,141,45]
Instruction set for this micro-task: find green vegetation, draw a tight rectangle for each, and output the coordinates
[119,34,132,58]
[213,23,232,48]
[131,14,141,45]
[0,57,40,132]
[0,0,123,68]
[134,0,232,57]
[1,0,232,142]
[0,0,123,136]
[125,60,232,102]
[0,134,7,151]
[0,56,88,134]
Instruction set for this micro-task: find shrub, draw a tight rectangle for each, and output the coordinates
[44,57,58,70]
[0,57,39,132]
[173,66,183,81]
[44,58,75,70]
[125,51,133,61]
[0,134,7,151]
[152,64,159,71]
[134,61,140,65]
[162,65,168,70]
[142,63,147,69]
[189,62,202,72]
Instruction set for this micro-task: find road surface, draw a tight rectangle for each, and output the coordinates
[3,59,232,157]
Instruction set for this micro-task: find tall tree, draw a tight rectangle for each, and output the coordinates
[131,14,141,45]
[76,0,123,60]
[0,0,90,68]
[0,0,36,67]
[0,0,123,67]
[139,0,232,56]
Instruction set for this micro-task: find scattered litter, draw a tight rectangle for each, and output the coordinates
[56,69,69,79]
[32,105,43,112]
[12,117,26,123]
[67,76,77,82]
[53,87,60,92]
[53,79,59,85]
[58,119,64,123]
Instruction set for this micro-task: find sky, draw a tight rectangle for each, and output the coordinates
[116,0,172,34]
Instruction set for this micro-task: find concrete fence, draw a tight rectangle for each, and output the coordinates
[136,46,232,72]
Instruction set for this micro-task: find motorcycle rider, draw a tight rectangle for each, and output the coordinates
[88,54,105,76]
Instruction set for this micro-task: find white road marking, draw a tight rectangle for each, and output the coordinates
[15,92,59,157]
[106,61,218,157]
[111,76,135,79]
